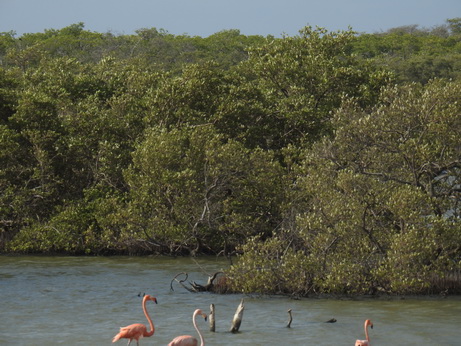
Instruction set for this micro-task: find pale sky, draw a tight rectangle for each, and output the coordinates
[0,0,460,37]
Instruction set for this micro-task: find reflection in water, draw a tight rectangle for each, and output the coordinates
[0,256,460,345]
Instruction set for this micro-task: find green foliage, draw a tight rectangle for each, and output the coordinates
[353,22,461,83]
[124,125,285,254]
[447,18,461,35]
[237,26,392,149]
[0,67,19,123]
[6,187,128,254]
[228,234,314,295]
[230,79,461,295]
[143,62,225,129]
[7,200,95,254]
[0,124,30,244]
[1,22,460,296]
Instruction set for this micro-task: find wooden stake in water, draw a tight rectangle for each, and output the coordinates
[209,303,215,332]
[230,299,244,333]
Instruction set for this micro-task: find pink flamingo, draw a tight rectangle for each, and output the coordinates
[112,294,157,346]
[168,309,208,346]
[355,319,373,346]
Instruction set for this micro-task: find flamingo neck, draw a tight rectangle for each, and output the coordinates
[142,298,155,337]
[193,312,205,346]
[364,323,370,342]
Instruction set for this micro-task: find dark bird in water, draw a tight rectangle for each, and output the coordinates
[325,318,337,323]
[286,309,293,328]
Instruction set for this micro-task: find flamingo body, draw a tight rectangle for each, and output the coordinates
[112,323,153,345]
[112,294,157,346]
[355,340,369,346]
[168,334,199,346]
[355,319,373,346]
[168,309,207,346]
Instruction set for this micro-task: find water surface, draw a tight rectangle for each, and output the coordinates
[0,256,460,345]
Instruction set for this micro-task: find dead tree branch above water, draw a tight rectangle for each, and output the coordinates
[170,272,194,292]
[170,271,226,293]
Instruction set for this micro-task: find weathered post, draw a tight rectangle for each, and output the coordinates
[230,299,244,333]
[209,303,215,332]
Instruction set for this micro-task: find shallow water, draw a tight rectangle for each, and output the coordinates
[0,256,460,345]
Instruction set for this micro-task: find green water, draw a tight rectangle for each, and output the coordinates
[0,256,460,345]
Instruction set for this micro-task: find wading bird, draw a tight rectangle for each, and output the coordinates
[112,294,157,346]
[355,319,373,346]
[168,309,207,346]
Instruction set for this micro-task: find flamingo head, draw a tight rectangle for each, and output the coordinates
[144,295,158,304]
[195,309,207,321]
[365,319,373,329]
